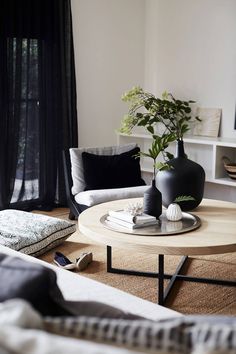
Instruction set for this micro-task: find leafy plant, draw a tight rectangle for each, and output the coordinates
[119,86,200,176]
[136,134,176,177]
[120,86,200,141]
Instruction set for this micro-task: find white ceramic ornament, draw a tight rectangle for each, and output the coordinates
[166,203,182,221]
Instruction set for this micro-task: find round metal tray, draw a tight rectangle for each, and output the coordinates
[100,211,201,236]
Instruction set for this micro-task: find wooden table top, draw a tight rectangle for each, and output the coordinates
[78,198,236,256]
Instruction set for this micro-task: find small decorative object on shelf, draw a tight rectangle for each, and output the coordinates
[222,156,236,180]
[166,203,182,221]
[193,107,221,138]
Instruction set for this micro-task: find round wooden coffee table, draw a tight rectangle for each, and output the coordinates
[79,198,236,305]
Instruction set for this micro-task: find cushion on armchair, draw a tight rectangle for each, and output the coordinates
[82,147,145,190]
[69,143,148,209]
[69,143,138,195]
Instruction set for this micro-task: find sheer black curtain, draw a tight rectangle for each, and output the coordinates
[0,0,78,210]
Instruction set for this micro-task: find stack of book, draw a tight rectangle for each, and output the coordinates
[106,210,159,229]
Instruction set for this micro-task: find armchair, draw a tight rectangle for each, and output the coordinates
[62,144,148,219]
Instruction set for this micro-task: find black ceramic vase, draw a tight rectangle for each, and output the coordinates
[156,140,205,211]
[143,179,162,218]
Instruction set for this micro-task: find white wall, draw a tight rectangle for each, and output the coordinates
[72,0,236,145]
[71,0,236,200]
[145,0,236,139]
[71,0,145,147]
[144,0,236,201]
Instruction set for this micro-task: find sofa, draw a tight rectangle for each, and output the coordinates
[0,244,235,354]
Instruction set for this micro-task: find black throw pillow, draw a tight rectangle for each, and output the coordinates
[0,253,142,319]
[82,147,146,190]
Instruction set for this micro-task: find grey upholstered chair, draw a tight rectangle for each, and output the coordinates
[63,144,148,219]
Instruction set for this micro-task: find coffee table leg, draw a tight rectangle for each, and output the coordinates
[107,249,167,305]
[158,254,164,305]
[107,245,112,272]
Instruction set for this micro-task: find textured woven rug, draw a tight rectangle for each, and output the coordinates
[39,209,236,316]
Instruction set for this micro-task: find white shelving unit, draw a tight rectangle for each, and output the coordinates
[117,132,236,188]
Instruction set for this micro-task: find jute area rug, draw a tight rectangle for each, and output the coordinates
[38,209,236,316]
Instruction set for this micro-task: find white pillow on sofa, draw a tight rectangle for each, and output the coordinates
[74,185,149,207]
[69,143,137,195]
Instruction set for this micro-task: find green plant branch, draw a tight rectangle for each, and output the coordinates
[119,86,199,175]
[173,195,195,203]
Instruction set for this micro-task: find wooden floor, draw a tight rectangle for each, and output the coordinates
[33,207,71,219]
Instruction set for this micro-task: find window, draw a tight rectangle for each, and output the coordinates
[9,38,40,203]
[0,0,77,211]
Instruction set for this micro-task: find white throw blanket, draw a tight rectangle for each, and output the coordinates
[0,300,143,354]
[0,299,235,354]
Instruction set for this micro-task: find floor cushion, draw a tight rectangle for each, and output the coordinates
[0,210,76,256]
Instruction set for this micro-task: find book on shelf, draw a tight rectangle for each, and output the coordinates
[108,210,156,225]
[106,215,159,230]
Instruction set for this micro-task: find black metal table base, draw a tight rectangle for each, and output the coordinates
[106,246,236,306]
